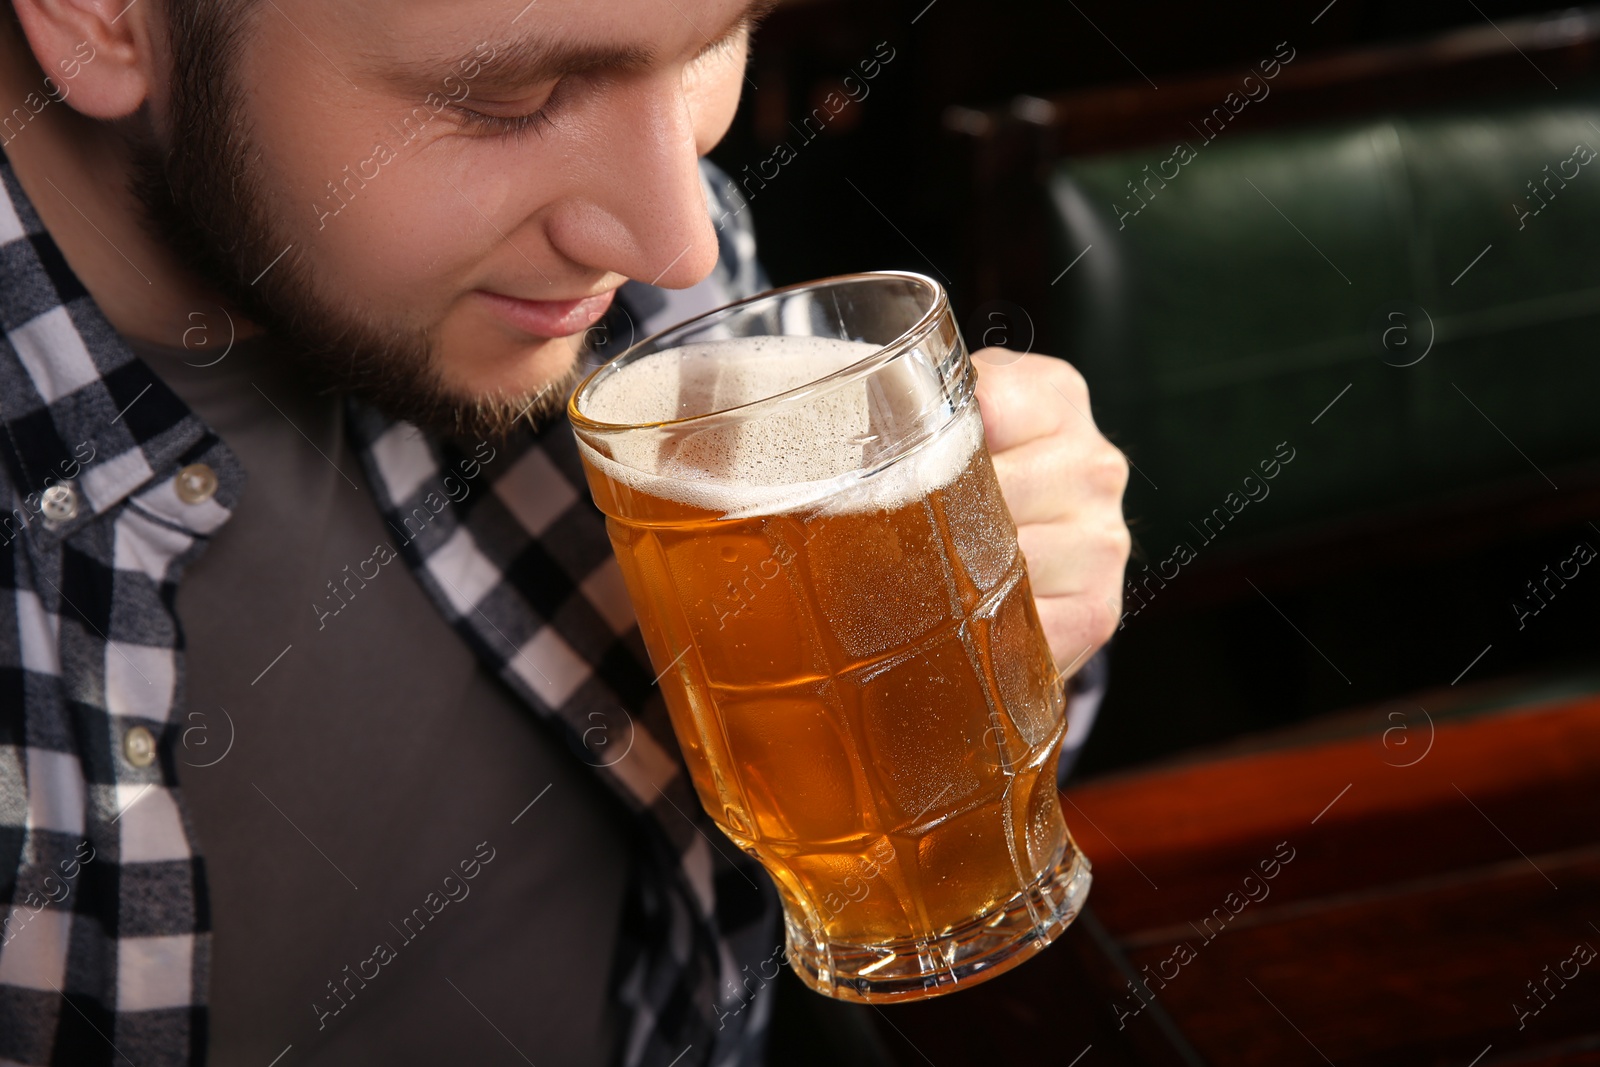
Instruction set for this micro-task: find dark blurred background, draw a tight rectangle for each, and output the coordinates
[713,0,1585,284]
[724,4,1600,1065]
[711,0,1600,779]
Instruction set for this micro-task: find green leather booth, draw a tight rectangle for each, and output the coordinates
[1044,89,1600,557]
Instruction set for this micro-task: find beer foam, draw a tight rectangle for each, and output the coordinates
[577,336,979,518]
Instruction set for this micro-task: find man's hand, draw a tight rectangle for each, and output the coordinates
[971,350,1131,679]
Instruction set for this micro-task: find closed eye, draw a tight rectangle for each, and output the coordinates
[450,103,558,140]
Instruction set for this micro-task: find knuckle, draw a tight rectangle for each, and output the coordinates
[1042,596,1117,671]
[1088,596,1120,647]
[1088,443,1130,494]
[1106,521,1133,563]
[1051,358,1086,387]
[1051,359,1090,400]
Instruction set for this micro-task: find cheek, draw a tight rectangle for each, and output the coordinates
[303,159,494,298]
[262,120,578,318]
[237,49,558,315]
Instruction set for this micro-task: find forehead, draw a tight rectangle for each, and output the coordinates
[300,0,762,84]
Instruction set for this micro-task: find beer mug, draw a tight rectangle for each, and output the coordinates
[568,271,1090,1002]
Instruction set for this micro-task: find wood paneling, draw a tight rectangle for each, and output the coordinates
[877,694,1600,1065]
[1067,695,1600,934]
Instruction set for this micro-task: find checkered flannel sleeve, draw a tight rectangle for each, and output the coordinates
[1,151,240,1065]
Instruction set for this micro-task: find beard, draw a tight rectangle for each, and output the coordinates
[127,6,582,443]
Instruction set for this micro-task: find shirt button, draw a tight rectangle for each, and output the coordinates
[175,464,218,504]
[123,726,157,768]
[40,484,79,522]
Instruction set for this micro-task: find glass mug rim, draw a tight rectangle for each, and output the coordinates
[567,269,949,435]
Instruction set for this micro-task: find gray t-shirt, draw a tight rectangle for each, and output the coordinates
[130,333,630,1066]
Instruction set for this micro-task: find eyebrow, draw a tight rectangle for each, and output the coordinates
[403,0,780,97]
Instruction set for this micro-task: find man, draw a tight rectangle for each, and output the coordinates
[0,0,1130,1063]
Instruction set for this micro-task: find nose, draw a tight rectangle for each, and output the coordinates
[548,77,721,291]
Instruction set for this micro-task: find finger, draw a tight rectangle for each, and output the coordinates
[1034,592,1121,677]
[990,431,1129,527]
[1016,518,1132,601]
[973,352,1094,453]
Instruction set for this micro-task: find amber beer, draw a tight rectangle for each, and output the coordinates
[570,274,1089,1002]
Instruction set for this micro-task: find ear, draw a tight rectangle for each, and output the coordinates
[9,0,160,120]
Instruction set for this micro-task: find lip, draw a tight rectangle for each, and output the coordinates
[476,287,616,338]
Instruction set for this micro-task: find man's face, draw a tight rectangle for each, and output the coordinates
[137,0,759,437]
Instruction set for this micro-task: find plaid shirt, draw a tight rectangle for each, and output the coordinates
[0,147,1105,1065]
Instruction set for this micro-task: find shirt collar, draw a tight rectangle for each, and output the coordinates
[0,146,235,543]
